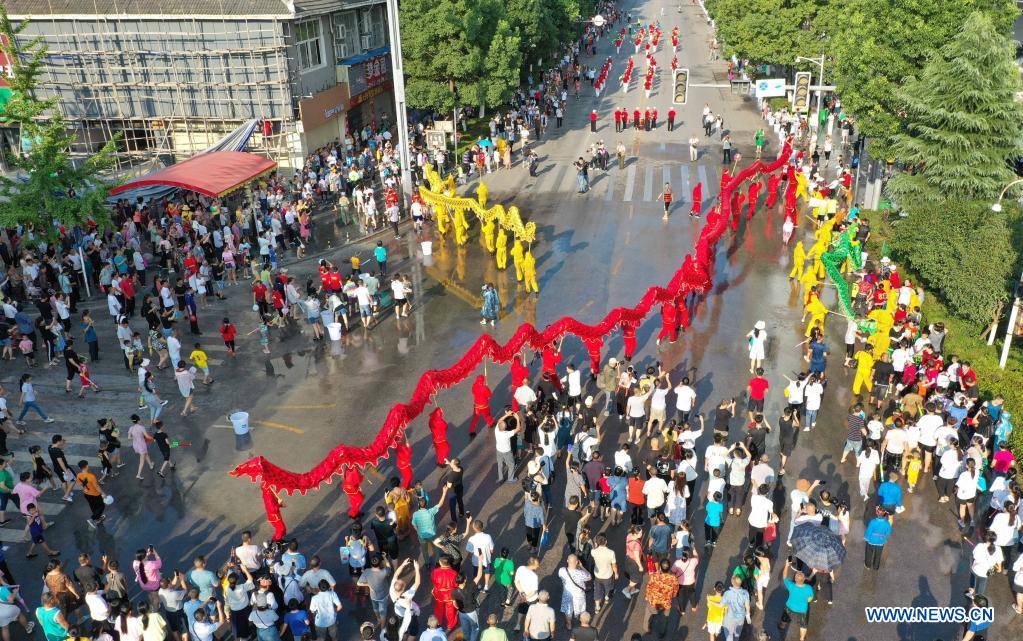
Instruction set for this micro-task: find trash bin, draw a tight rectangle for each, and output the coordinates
[320,310,333,326]
[229,411,250,435]
[327,322,344,341]
[421,241,433,256]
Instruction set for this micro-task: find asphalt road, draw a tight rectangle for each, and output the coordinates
[2,0,1017,640]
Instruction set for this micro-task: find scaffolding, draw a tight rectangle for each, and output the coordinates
[13,0,302,172]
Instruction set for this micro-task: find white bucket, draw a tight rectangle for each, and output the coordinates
[421,241,433,256]
[229,411,250,435]
[327,322,343,341]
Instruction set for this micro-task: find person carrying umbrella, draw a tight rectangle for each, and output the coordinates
[781,558,814,641]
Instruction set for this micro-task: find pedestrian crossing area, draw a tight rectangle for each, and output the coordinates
[0,431,101,543]
[524,160,722,205]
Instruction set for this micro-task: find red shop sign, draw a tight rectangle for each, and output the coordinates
[364,54,390,88]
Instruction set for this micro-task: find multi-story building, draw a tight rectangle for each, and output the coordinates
[2,0,396,171]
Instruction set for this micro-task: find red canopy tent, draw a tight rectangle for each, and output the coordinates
[109,151,277,199]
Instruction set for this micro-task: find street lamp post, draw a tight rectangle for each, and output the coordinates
[992,178,1023,369]
[795,55,825,136]
[385,0,413,201]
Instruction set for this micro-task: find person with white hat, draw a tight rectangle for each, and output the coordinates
[746,321,768,373]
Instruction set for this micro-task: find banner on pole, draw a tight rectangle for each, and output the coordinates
[755,78,785,98]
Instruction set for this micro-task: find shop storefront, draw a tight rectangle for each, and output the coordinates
[338,46,395,141]
[298,83,350,156]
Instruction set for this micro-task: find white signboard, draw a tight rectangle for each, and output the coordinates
[755,78,786,98]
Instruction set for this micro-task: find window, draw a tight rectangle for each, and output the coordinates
[358,6,384,52]
[295,19,323,71]
[372,4,387,49]
[331,12,357,60]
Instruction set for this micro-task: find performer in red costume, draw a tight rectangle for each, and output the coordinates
[342,465,365,518]
[541,345,563,391]
[583,337,603,379]
[765,173,781,208]
[428,407,450,466]
[431,556,459,629]
[746,181,762,220]
[264,488,287,540]
[622,322,637,361]
[510,354,530,411]
[656,301,677,345]
[469,375,494,437]
[395,437,413,488]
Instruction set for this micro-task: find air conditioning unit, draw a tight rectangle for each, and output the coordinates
[361,34,372,51]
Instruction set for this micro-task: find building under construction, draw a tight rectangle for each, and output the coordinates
[2,0,396,172]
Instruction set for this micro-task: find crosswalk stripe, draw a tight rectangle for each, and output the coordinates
[698,164,710,199]
[643,166,654,201]
[623,164,636,201]
[603,172,615,202]
[17,432,96,447]
[662,166,672,194]
[680,165,690,195]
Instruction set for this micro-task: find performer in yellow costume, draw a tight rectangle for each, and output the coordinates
[794,171,810,202]
[510,240,525,282]
[852,349,875,395]
[481,218,496,253]
[804,296,828,337]
[495,228,508,269]
[799,263,820,293]
[867,307,895,358]
[522,250,539,294]
[789,241,806,280]
[476,181,489,208]
[436,204,450,236]
[454,207,469,245]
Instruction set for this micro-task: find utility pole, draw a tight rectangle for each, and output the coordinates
[385,0,412,200]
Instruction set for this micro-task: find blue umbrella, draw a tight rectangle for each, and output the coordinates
[477,138,493,147]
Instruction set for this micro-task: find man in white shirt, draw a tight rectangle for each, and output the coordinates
[747,484,775,547]
[704,434,729,476]
[803,378,824,430]
[613,443,634,473]
[192,602,225,641]
[514,383,538,412]
[466,520,495,590]
[915,404,944,473]
[642,473,669,516]
[513,558,541,630]
[234,531,262,573]
[750,455,776,488]
[674,378,697,424]
[309,579,343,640]
[564,363,582,407]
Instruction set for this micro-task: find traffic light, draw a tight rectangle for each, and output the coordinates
[672,68,689,105]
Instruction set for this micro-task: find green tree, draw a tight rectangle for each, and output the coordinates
[891,201,1017,324]
[888,11,1023,203]
[888,12,1023,323]
[706,0,829,66]
[506,0,566,69]
[484,20,524,108]
[829,0,1018,157]
[400,0,504,111]
[0,7,118,239]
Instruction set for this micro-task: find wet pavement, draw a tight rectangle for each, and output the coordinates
[1,0,1018,640]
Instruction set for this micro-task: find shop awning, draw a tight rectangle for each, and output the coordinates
[109,150,277,199]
